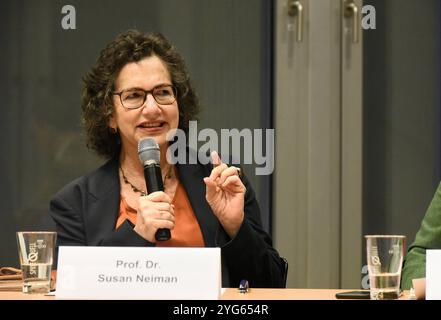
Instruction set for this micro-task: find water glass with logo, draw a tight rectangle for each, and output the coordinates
[16,231,57,294]
[365,235,406,300]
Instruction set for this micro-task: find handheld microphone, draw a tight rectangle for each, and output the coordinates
[138,137,171,241]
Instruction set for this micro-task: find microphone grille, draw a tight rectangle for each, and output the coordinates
[138,138,160,165]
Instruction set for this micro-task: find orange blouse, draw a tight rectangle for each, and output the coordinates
[115,181,205,247]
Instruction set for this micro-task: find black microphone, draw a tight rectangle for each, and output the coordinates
[138,137,171,241]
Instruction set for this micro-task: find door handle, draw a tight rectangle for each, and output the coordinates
[344,0,360,43]
[287,0,303,42]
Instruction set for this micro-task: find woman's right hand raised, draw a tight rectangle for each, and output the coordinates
[134,191,175,243]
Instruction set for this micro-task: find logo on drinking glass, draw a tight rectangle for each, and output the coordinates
[28,243,38,275]
[371,255,381,266]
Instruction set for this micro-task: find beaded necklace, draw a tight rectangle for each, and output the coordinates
[120,165,172,196]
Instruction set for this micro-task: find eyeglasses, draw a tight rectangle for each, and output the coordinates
[113,84,177,109]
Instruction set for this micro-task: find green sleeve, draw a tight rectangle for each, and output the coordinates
[401,183,441,289]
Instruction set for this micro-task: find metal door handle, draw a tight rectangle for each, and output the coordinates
[287,0,303,42]
[344,0,360,43]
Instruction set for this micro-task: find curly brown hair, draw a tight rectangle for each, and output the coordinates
[81,30,200,159]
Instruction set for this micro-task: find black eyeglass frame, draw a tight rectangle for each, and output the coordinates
[113,84,177,109]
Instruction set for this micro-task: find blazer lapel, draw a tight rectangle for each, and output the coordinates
[84,158,121,245]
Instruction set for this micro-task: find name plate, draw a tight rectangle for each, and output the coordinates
[426,250,441,300]
[56,246,221,300]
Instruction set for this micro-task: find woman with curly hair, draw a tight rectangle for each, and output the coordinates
[49,29,285,288]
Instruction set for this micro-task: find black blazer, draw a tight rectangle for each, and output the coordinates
[49,153,285,288]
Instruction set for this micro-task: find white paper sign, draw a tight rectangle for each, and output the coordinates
[426,250,441,300]
[56,246,221,300]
